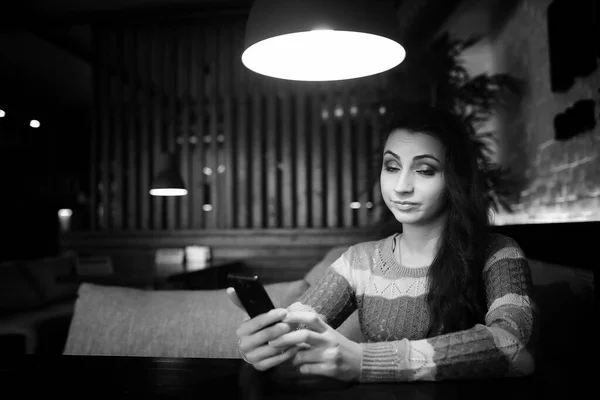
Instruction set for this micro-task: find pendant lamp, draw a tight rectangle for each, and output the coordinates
[149,153,188,196]
[241,0,406,81]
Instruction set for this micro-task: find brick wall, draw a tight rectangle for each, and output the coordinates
[491,0,600,224]
[448,0,600,225]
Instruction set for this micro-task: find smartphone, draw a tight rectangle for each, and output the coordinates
[227,273,275,318]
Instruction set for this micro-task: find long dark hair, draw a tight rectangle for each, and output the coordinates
[380,103,491,336]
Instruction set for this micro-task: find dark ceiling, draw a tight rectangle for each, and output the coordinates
[0,0,463,114]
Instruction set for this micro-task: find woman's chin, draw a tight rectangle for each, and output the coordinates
[392,211,421,225]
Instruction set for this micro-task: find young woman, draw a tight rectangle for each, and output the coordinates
[227,104,539,382]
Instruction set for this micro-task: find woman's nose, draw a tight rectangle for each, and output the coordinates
[394,171,414,193]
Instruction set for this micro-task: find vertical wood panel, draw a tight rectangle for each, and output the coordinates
[341,88,353,228]
[99,29,111,230]
[222,94,234,228]
[165,30,177,230]
[310,89,322,228]
[236,94,249,228]
[251,91,263,228]
[90,26,101,231]
[295,85,308,228]
[231,22,246,229]
[191,24,204,229]
[124,27,137,230]
[266,81,278,228]
[112,30,124,230]
[178,28,190,229]
[233,21,246,97]
[138,28,150,230]
[357,105,369,227]
[370,110,382,220]
[213,23,229,228]
[235,15,251,171]
[151,27,164,229]
[281,87,293,228]
[207,26,219,229]
[221,26,234,229]
[325,87,337,227]
[221,26,234,228]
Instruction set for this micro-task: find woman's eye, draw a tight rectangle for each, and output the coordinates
[384,165,400,172]
[416,169,435,176]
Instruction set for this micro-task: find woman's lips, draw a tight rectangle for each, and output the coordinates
[393,201,419,211]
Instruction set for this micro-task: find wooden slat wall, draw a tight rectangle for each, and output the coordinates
[177,26,190,230]
[124,27,137,230]
[165,28,177,231]
[138,28,151,230]
[150,27,163,230]
[294,85,308,228]
[281,87,293,228]
[310,89,323,228]
[99,26,110,230]
[89,18,387,232]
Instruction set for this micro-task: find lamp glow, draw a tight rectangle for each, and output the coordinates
[58,208,73,232]
[242,30,405,81]
[149,188,188,196]
[0,109,5,118]
[58,209,73,218]
[242,0,405,82]
[30,120,40,128]
[149,153,187,197]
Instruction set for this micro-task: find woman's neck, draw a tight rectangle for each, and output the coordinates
[400,215,446,259]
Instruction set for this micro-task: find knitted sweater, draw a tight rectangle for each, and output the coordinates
[288,233,539,382]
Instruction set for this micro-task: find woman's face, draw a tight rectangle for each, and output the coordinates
[380,129,448,226]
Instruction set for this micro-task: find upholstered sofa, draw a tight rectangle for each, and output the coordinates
[0,254,80,354]
[62,246,363,358]
[62,243,595,389]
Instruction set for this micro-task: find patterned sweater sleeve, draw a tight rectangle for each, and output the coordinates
[360,235,540,382]
[286,248,359,329]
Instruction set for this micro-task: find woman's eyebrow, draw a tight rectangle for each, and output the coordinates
[384,150,441,164]
[413,154,441,163]
[383,150,399,159]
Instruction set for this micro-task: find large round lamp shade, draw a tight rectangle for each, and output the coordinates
[241,0,406,81]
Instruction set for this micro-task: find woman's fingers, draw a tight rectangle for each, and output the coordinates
[266,311,332,349]
[235,307,288,337]
[225,287,244,311]
[240,322,292,352]
[282,311,329,333]
[268,328,326,348]
[253,345,301,371]
[292,346,338,366]
[245,339,294,363]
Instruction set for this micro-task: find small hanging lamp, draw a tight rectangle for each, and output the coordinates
[241,0,406,81]
[150,153,187,197]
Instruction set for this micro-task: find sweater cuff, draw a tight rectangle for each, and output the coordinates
[359,339,410,382]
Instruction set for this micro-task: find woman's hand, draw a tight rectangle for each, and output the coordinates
[226,287,300,371]
[268,311,363,382]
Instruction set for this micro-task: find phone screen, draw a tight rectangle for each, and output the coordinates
[227,273,275,318]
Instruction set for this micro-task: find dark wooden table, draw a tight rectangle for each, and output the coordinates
[55,260,246,290]
[0,355,557,400]
[0,355,243,399]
